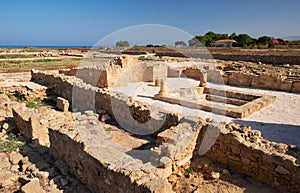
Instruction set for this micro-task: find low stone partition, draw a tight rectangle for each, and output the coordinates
[48,114,206,193]
[204,68,300,93]
[31,69,181,135]
[12,104,50,146]
[59,68,110,87]
[12,104,74,147]
[167,63,300,93]
[194,122,300,192]
[211,53,300,66]
[154,86,275,118]
[48,126,173,193]
[11,95,205,192]
[58,55,155,88]
[30,69,300,192]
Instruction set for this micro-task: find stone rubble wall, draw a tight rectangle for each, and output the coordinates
[59,68,109,87]
[0,86,48,101]
[166,60,300,93]
[11,104,174,192]
[59,55,155,88]
[176,67,300,93]
[12,105,50,146]
[216,71,300,92]
[154,117,205,177]
[211,54,300,65]
[31,70,300,192]
[11,102,199,192]
[31,69,180,135]
[194,122,300,192]
[48,127,173,193]
[48,114,207,193]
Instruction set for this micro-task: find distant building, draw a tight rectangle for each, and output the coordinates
[270,39,279,45]
[213,39,237,47]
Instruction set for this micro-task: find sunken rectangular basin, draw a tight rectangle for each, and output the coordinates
[154,87,276,118]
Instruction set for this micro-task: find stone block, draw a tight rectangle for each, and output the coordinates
[183,68,202,79]
[0,169,18,187]
[56,97,69,112]
[21,180,45,193]
[275,165,290,175]
[251,73,281,90]
[292,80,300,92]
[280,80,293,91]
[168,67,181,77]
[207,70,225,84]
[30,116,49,146]
[228,71,252,87]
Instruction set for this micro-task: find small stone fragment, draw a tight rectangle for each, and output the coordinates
[101,114,111,122]
[2,123,9,130]
[9,152,23,165]
[56,97,69,112]
[54,159,69,175]
[210,171,220,179]
[275,166,290,175]
[222,169,229,175]
[21,180,45,193]
[60,178,68,186]
[46,167,59,178]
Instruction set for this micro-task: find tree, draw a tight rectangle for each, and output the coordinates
[204,31,228,41]
[188,37,202,47]
[116,40,129,47]
[196,35,213,46]
[257,36,271,45]
[234,34,253,47]
[175,41,187,47]
[229,33,237,40]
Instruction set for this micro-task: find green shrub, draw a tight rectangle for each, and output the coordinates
[184,166,194,176]
[26,101,39,108]
[104,127,113,132]
[14,92,26,102]
[0,133,26,152]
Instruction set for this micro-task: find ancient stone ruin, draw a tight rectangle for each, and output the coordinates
[1,54,299,193]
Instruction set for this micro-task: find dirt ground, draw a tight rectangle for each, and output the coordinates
[172,156,284,193]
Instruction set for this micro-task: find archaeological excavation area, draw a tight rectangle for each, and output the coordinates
[0,52,300,193]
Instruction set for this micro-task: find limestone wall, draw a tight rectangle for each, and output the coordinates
[194,122,300,192]
[206,69,300,93]
[12,105,50,146]
[211,54,300,65]
[31,70,180,134]
[59,68,109,87]
[31,70,300,192]
[171,65,300,92]
[59,55,155,88]
[48,128,173,193]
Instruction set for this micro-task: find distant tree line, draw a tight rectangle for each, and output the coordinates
[116,40,129,47]
[175,31,299,48]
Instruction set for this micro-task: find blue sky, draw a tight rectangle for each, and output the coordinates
[0,0,299,45]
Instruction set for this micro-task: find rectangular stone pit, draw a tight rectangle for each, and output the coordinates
[47,114,205,193]
[154,86,275,118]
